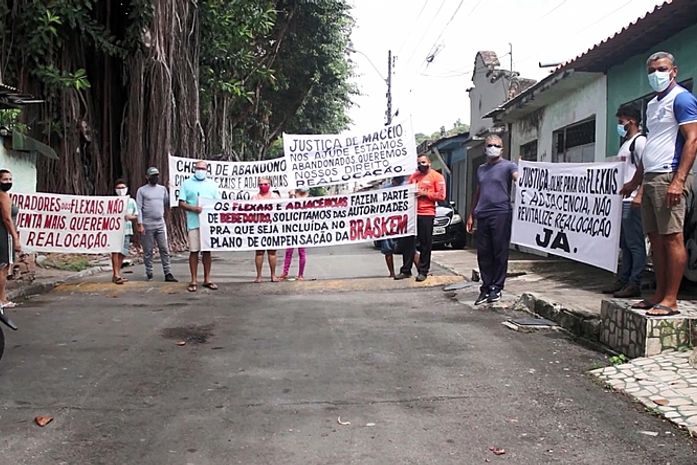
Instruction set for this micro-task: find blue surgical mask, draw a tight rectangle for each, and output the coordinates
[617,123,627,138]
[648,70,672,92]
[194,169,207,181]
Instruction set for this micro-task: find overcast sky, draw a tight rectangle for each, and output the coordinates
[348,0,668,135]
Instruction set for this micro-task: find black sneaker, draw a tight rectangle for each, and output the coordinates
[146,272,153,281]
[474,291,489,305]
[487,290,502,303]
[394,273,411,280]
[601,280,624,294]
[164,273,178,282]
[415,274,427,282]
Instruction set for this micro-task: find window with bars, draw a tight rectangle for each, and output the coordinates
[552,117,596,163]
[520,140,538,161]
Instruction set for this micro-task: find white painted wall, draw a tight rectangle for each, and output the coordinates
[469,55,511,136]
[0,142,38,193]
[509,75,607,163]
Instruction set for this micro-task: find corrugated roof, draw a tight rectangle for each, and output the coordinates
[559,0,697,72]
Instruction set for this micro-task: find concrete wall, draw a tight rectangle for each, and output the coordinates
[510,75,607,162]
[0,142,38,193]
[469,55,511,136]
[606,24,697,157]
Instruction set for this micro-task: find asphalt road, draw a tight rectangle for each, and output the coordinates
[0,244,695,464]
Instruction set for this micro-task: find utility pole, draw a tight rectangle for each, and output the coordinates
[385,49,393,126]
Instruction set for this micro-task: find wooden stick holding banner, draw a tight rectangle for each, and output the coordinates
[200,185,417,251]
[511,160,624,272]
[10,192,127,254]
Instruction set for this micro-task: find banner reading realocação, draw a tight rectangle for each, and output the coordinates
[200,185,416,251]
[168,154,288,207]
[10,192,127,254]
[511,160,624,272]
[283,120,417,189]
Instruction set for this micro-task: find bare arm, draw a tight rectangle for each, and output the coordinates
[466,186,480,233]
[178,199,202,214]
[667,122,697,206]
[1,195,20,249]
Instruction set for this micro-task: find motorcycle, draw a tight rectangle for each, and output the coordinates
[0,304,18,361]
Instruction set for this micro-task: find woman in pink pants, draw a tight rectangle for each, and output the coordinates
[280,188,309,280]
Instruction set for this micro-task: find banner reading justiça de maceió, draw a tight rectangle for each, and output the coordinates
[511,160,624,272]
[200,185,416,251]
[10,192,127,254]
[283,120,417,189]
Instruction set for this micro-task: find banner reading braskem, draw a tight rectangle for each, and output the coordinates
[168,155,288,207]
[282,120,417,189]
[511,160,624,272]
[10,192,126,254]
[200,185,416,251]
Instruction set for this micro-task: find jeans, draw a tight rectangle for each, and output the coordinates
[142,224,172,276]
[476,211,512,293]
[619,202,646,286]
[400,215,434,276]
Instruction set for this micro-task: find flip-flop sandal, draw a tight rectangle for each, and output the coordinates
[646,304,680,317]
[202,282,218,290]
[1,301,17,309]
[112,276,125,285]
[187,283,198,292]
[631,299,655,309]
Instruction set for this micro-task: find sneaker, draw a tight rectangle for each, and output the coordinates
[394,273,411,280]
[613,283,640,298]
[146,272,153,281]
[487,290,502,303]
[164,273,178,282]
[415,274,427,282]
[474,291,489,305]
[601,280,624,294]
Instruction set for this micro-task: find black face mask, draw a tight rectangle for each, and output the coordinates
[417,164,429,174]
[148,176,159,185]
[0,182,12,192]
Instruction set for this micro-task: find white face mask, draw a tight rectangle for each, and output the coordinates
[115,187,128,196]
[648,70,672,92]
[485,146,503,158]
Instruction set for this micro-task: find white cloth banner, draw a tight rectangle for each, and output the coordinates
[168,154,288,206]
[11,192,127,254]
[200,185,416,251]
[511,160,624,272]
[283,120,417,189]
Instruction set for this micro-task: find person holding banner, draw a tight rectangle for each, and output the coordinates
[178,160,220,292]
[111,179,139,285]
[280,187,309,281]
[253,177,281,283]
[466,135,518,305]
[621,51,697,316]
[0,169,21,307]
[137,167,177,282]
[395,154,446,282]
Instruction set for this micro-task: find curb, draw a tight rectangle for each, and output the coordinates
[514,292,602,341]
[7,266,109,302]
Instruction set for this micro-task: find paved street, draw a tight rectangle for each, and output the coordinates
[0,244,696,464]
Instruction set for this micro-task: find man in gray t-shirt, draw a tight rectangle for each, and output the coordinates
[466,135,519,305]
[136,167,177,282]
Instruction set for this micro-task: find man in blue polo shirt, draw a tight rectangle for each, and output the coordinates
[178,160,219,292]
[621,51,697,316]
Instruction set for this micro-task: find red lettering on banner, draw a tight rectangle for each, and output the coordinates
[220,213,271,224]
[349,214,408,240]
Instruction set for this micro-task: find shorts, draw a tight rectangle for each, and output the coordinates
[379,238,397,255]
[641,172,692,235]
[121,234,132,256]
[188,228,201,253]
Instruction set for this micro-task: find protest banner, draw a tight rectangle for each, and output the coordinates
[283,120,417,189]
[511,160,624,272]
[200,185,416,251]
[168,154,288,207]
[10,192,126,254]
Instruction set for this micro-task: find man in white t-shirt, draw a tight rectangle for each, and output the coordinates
[603,105,646,298]
[621,51,697,316]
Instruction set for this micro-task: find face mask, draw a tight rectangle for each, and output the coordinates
[417,164,429,173]
[115,187,128,196]
[148,175,159,185]
[0,182,12,192]
[485,146,503,158]
[259,185,270,194]
[617,123,628,138]
[194,169,207,181]
[648,70,672,92]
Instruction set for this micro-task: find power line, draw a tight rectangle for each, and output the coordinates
[403,0,448,70]
[396,0,431,57]
[540,0,569,19]
[423,0,474,66]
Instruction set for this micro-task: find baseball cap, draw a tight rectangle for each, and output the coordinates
[146,167,159,176]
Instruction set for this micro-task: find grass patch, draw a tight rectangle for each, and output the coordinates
[39,254,93,272]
